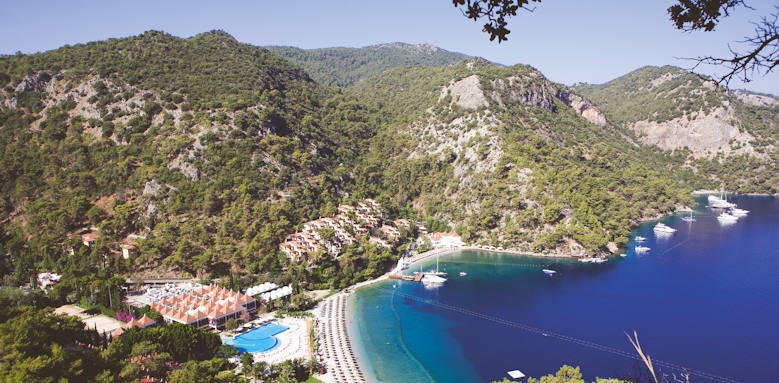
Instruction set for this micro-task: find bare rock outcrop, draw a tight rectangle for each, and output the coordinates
[731,89,779,108]
[631,106,754,156]
[490,75,557,111]
[440,75,488,110]
[555,90,607,126]
[15,72,52,93]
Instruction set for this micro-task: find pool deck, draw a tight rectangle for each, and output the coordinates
[250,316,310,365]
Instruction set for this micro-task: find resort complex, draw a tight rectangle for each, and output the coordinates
[279,199,409,261]
[149,284,257,330]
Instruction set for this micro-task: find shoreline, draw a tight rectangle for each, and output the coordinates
[692,189,778,197]
[322,194,777,382]
[333,246,571,383]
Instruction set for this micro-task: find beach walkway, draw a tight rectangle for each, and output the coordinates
[314,293,368,383]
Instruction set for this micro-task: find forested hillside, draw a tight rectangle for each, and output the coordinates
[573,66,779,193]
[348,60,701,254]
[1,31,775,302]
[266,43,471,87]
[0,30,393,299]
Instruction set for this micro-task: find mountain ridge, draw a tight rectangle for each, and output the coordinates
[0,31,776,287]
[265,42,472,87]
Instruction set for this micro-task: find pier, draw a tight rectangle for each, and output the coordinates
[388,273,424,282]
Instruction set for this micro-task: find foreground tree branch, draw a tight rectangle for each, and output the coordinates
[683,9,779,86]
[452,0,778,85]
[452,0,541,42]
[667,0,749,32]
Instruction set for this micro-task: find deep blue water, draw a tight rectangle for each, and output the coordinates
[351,196,779,382]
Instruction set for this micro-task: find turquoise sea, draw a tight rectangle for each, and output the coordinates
[350,196,779,382]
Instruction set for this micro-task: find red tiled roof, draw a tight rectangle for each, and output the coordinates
[82,232,99,242]
[152,285,254,327]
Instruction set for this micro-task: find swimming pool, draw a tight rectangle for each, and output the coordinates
[223,322,289,353]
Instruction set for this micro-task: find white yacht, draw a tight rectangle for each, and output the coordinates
[542,269,557,276]
[717,212,739,223]
[729,207,749,216]
[710,198,736,209]
[422,273,447,284]
[709,187,736,209]
[653,222,677,234]
[635,245,651,253]
[635,236,647,242]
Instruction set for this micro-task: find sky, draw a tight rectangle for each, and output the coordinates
[2,0,778,94]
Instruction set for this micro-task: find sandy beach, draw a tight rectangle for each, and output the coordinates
[314,292,369,383]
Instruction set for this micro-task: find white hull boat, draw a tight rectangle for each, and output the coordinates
[653,222,677,234]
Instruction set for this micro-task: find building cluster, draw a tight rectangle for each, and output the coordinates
[111,314,156,338]
[78,230,140,260]
[279,199,409,262]
[149,285,257,330]
[428,232,464,248]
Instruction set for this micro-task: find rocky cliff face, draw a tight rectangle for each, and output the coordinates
[731,89,779,107]
[572,66,777,159]
[555,89,607,126]
[441,69,608,125]
[631,104,755,157]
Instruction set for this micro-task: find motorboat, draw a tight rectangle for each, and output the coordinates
[653,222,677,234]
[717,212,739,223]
[635,236,647,242]
[459,272,467,276]
[635,245,651,253]
[542,269,557,276]
[729,207,749,216]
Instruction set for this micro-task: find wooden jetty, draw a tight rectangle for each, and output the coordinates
[388,273,424,282]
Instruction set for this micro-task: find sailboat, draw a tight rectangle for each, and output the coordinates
[681,209,696,223]
[709,185,736,209]
[426,253,447,277]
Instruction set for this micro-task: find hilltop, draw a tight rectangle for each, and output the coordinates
[265,42,472,87]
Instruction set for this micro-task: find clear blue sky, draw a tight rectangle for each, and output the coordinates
[2,0,777,94]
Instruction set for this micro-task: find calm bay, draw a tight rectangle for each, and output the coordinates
[350,196,779,382]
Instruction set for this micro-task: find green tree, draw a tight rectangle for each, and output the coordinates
[225,317,238,331]
[526,365,585,383]
[241,352,254,380]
